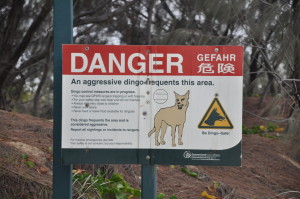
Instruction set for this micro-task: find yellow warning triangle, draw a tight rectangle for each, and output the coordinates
[198,97,233,129]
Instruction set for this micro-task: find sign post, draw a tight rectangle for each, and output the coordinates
[142,165,157,199]
[53,0,73,198]
[54,7,243,197]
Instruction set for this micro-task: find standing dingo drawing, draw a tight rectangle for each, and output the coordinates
[148,91,190,147]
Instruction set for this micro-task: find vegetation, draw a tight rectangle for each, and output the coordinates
[180,167,198,178]
[0,0,300,197]
[73,170,178,199]
[1,1,299,156]
[73,171,140,199]
[242,123,285,139]
[242,123,281,135]
[0,0,299,118]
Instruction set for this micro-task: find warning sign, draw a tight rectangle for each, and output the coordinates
[198,97,233,129]
[61,45,243,166]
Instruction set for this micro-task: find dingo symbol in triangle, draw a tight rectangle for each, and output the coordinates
[198,97,233,129]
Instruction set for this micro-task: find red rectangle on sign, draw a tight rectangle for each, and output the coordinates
[62,45,243,76]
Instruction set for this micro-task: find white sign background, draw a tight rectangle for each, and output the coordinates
[62,75,242,150]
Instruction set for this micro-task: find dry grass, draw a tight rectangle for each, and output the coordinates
[0,167,51,199]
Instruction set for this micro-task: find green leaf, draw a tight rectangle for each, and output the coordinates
[251,125,261,134]
[25,161,34,168]
[133,189,141,197]
[157,193,166,199]
[116,183,124,189]
[125,187,133,194]
[213,181,220,188]
[242,124,252,134]
[188,171,198,177]
[110,173,124,182]
[116,191,127,199]
[20,154,29,159]
[181,168,188,173]
[181,167,198,177]
[169,195,179,199]
[267,123,278,132]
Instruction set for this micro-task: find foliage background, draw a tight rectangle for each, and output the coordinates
[0,0,299,157]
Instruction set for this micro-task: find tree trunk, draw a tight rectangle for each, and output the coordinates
[292,0,300,107]
[33,59,49,117]
[145,0,156,45]
[247,46,260,96]
[0,0,51,110]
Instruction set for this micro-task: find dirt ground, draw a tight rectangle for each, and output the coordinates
[0,97,300,199]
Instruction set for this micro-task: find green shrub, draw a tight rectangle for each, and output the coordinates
[266,123,278,132]
[242,124,252,134]
[242,124,262,134]
[157,193,166,199]
[24,161,35,168]
[73,171,141,199]
[251,125,261,134]
[73,171,181,199]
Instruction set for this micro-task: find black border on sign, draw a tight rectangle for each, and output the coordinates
[62,141,241,166]
[198,97,234,129]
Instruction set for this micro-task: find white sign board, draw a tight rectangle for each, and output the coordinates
[62,45,243,165]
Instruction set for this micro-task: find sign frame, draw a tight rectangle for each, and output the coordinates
[61,45,243,166]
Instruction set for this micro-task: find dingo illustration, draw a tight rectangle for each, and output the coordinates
[204,108,225,126]
[148,91,190,147]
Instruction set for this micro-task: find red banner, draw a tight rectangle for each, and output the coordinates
[62,45,243,76]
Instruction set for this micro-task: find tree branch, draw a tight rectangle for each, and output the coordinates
[0,0,24,51]
[6,51,48,85]
[74,0,138,27]
[11,0,51,64]
[161,0,176,20]
[145,0,156,45]
[33,38,52,117]
[74,1,110,19]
